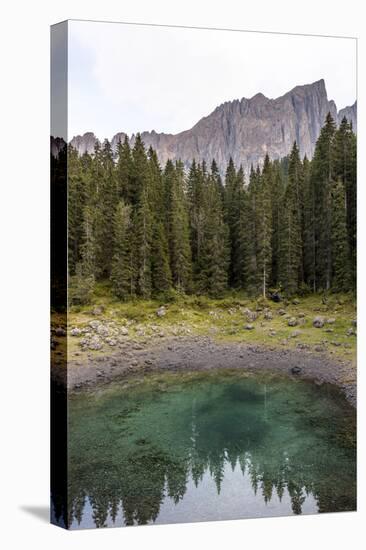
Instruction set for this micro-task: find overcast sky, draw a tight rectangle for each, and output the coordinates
[68,20,357,140]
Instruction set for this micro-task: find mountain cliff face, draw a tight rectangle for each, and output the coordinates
[70,80,356,174]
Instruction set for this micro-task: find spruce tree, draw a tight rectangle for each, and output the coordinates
[130,133,149,206]
[310,112,336,290]
[111,201,134,300]
[187,160,205,273]
[116,135,132,201]
[165,160,192,292]
[256,155,273,297]
[68,145,87,274]
[133,184,153,298]
[244,166,259,294]
[332,117,356,289]
[94,139,118,278]
[69,204,96,305]
[151,221,172,295]
[287,142,304,282]
[224,158,245,288]
[303,153,316,291]
[195,176,229,296]
[278,155,302,294]
[270,160,284,288]
[331,179,350,292]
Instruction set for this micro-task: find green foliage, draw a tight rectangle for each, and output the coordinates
[111,201,134,300]
[67,115,356,303]
[278,143,303,294]
[69,263,95,306]
[331,179,351,292]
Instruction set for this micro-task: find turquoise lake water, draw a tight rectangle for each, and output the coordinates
[65,370,356,529]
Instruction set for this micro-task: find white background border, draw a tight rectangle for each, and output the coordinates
[0,1,364,548]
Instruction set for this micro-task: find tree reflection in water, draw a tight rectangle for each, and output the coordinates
[58,372,356,529]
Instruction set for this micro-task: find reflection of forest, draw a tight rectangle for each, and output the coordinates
[54,380,356,528]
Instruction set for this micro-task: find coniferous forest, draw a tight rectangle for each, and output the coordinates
[66,113,356,304]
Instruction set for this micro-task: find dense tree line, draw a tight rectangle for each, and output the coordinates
[67,113,356,303]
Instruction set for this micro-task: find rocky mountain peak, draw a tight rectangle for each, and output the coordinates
[69,80,356,176]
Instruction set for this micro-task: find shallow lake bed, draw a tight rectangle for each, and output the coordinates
[64,370,356,529]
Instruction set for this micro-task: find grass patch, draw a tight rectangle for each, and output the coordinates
[67,284,356,363]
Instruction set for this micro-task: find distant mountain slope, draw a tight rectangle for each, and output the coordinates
[70,79,357,174]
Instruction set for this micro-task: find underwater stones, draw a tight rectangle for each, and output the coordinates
[156,306,167,317]
[287,317,298,327]
[70,327,82,337]
[291,366,302,375]
[313,316,325,328]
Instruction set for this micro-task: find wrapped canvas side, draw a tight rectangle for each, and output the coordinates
[50,20,69,529]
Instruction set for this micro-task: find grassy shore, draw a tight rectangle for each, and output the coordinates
[65,284,356,364]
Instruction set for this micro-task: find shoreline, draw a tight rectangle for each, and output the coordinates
[64,336,356,407]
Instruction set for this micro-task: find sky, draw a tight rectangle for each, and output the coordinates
[68,20,357,140]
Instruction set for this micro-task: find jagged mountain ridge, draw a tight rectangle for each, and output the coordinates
[70,79,357,175]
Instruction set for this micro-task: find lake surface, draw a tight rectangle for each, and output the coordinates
[63,370,356,529]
